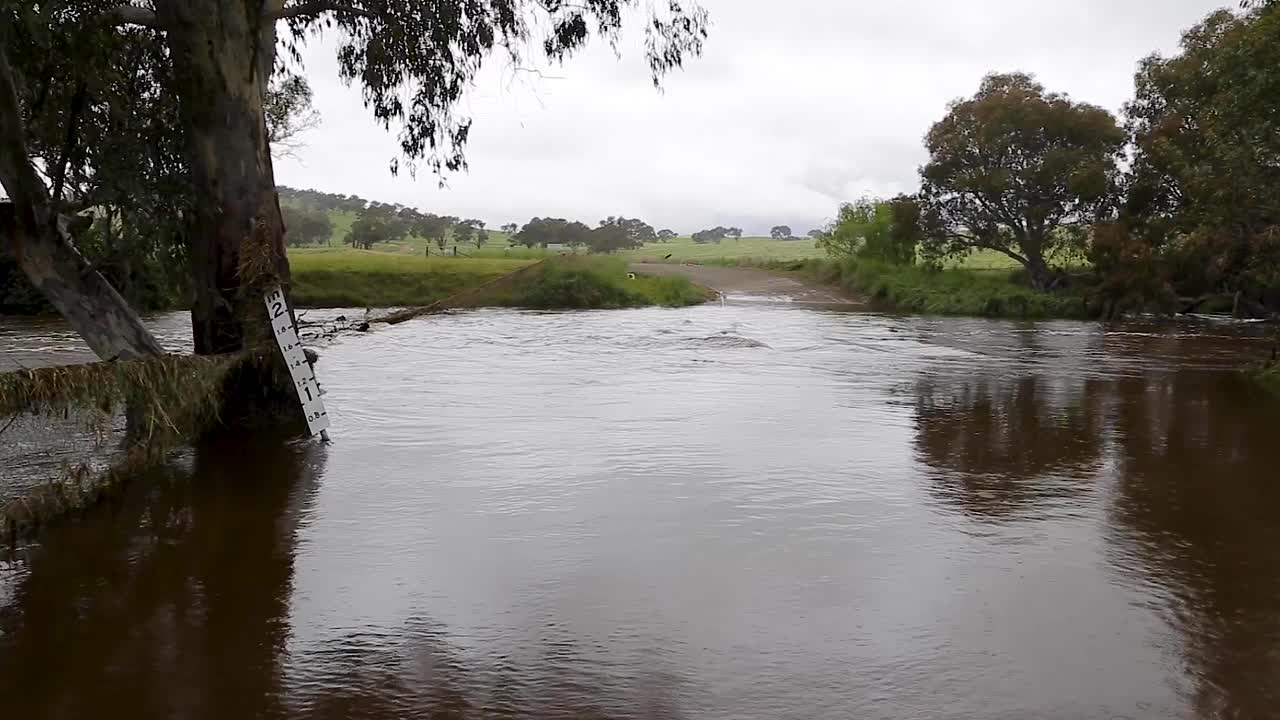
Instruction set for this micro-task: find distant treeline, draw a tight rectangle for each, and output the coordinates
[279,186,786,255]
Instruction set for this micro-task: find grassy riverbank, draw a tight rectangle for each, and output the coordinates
[714,257,1089,319]
[288,249,534,307]
[288,249,709,309]
[479,256,712,309]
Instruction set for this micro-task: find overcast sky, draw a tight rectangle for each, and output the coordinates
[274,0,1228,235]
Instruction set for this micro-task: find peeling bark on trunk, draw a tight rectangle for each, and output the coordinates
[156,0,290,356]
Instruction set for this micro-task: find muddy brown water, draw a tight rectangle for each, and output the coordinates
[2,306,1280,719]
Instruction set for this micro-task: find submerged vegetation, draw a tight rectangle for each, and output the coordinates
[0,352,246,539]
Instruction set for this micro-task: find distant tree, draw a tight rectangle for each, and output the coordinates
[816,197,919,264]
[657,229,678,241]
[726,227,743,241]
[282,206,334,246]
[691,227,729,244]
[806,229,824,239]
[410,213,455,251]
[453,223,475,247]
[347,208,410,250]
[597,217,656,250]
[586,224,634,253]
[438,216,461,250]
[770,225,792,240]
[501,222,519,234]
[513,218,592,248]
[918,72,1124,290]
[453,219,487,248]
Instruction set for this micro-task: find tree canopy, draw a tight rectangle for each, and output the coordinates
[691,227,729,244]
[282,205,334,246]
[817,196,920,265]
[1121,5,1280,300]
[512,217,591,248]
[918,72,1124,289]
[346,206,410,249]
[594,216,655,251]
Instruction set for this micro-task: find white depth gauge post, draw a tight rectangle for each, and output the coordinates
[263,286,330,439]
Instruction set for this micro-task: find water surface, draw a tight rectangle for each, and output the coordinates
[2,306,1279,719]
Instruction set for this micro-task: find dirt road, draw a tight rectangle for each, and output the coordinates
[630,262,863,307]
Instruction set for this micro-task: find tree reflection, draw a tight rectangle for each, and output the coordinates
[912,373,1107,520]
[0,434,691,720]
[1106,372,1280,718]
[913,353,1280,715]
[0,432,323,719]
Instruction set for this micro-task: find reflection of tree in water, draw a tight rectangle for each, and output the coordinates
[913,374,1107,520]
[1106,372,1280,718]
[0,432,322,719]
[914,356,1280,714]
[0,434,689,720]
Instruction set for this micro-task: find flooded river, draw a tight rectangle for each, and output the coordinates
[2,306,1280,719]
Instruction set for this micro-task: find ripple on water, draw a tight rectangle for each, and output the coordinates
[3,305,1280,719]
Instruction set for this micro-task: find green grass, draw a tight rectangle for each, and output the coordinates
[948,247,1090,271]
[482,256,712,309]
[618,238,1060,270]
[288,248,534,307]
[327,209,358,245]
[847,261,1087,318]
[729,257,1089,319]
[949,249,1021,270]
[370,230,518,257]
[286,248,710,310]
[280,197,517,254]
[622,236,825,262]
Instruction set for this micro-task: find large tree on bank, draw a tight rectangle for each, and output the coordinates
[2,0,708,357]
[1122,6,1280,303]
[918,73,1124,290]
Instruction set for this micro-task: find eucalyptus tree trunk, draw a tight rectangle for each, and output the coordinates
[0,42,164,361]
[155,0,290,356]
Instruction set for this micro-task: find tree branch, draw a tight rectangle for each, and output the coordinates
[268,1,377,21]
[101,5,162,28]
[50,81,88,210]
[0,44,50,212]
